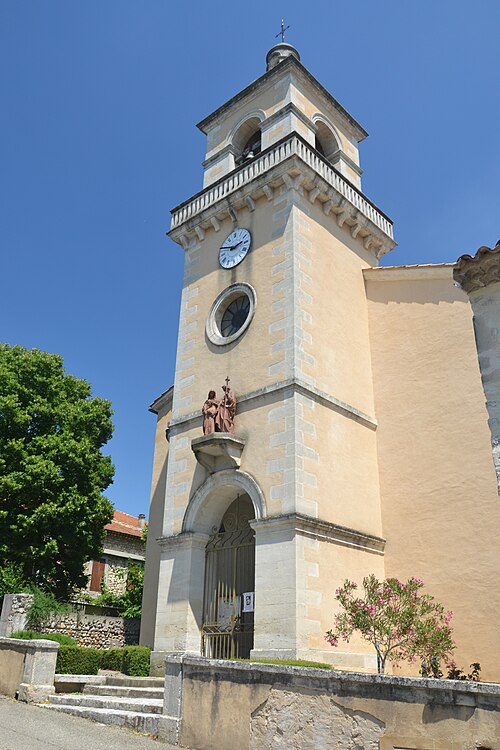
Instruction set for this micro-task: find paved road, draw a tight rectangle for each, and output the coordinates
[0,697,181,750]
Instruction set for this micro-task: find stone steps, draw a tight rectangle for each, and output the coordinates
[84,683,164,698]
[41,703,160,734]
[38,674,165,735]
[48,692,164,714]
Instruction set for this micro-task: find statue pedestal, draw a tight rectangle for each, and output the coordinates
[191,433,245,473]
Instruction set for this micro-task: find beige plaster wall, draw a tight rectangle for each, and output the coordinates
[294,196,377,416]
[365,267,500,681]
[296,533,385,667]
[140,402,171,648]
[171,196,291,421]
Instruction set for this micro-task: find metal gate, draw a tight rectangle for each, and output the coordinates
[201,499,255,659]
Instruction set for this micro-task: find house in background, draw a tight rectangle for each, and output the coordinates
[86,510,146,597]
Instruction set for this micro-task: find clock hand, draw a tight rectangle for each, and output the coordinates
[221,240,243,252]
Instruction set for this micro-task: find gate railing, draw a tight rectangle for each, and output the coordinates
[201,527,255,660]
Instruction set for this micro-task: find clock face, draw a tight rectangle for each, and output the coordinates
[219,228,251,269]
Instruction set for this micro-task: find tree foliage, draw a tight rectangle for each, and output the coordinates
[325,575,455,674]
[0,345,114,599]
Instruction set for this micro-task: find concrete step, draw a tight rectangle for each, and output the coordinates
[47,692,164,714]
[104,676,164,689]
[84,683,164,699]
[38,703,160,734]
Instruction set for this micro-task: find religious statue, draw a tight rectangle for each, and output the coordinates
[201,378,237,435]
[215,382,237,434]
[202,390,219,435]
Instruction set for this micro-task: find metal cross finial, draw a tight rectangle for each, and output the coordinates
[275,18,290,43]
[225,376,230,389]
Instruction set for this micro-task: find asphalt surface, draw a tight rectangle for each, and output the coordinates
[0,697,181,750]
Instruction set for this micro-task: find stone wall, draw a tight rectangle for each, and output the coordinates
[0,594,139,649]
[0,593,34,637]
[160,656,500,749]
[104,530,145,559]
[42,613,140,649]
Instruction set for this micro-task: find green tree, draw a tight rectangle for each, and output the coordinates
[326,575,455,674]
[0,345,114,599]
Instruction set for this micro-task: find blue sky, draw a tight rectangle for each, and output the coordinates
[1,1,499,518]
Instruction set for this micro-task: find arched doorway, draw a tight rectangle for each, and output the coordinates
[201,494,255,659]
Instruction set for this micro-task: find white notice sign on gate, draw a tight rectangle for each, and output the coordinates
[242,592,254,612]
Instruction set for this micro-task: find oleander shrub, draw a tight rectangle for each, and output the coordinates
[57,646,102,675]
[10,630,76,646]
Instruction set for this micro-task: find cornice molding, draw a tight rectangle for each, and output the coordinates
[196,56,368,142]
[364,264,454,282]
[260,101,315,134]
[168,376,377,435]
[250,513,386,554]
[202,143,238,169]
[149,385,174,415]
[454,241,500,293]
[169,133,395,260]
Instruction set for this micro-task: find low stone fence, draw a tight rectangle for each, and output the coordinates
[0,636,58,703]
[41,613,140,649]
[0,593,139,648]
[159,656,500,749]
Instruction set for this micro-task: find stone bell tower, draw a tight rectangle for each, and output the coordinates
[142,42,396,673]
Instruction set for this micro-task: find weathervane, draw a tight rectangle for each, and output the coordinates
[275,18,290,43]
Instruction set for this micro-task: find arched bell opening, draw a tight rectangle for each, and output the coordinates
[201,494,256,659]
[232,116,262,166]
[314,118,341,164]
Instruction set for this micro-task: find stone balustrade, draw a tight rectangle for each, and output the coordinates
[170,133,394,243]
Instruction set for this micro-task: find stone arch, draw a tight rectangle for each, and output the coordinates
[227,111,265,161]
[182,469,266,534]
[312,113,341,161]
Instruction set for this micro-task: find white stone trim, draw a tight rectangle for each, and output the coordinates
[205,282,257,346]
[224,109,266,148]
[182,469,267,534]
[102,548,145,562]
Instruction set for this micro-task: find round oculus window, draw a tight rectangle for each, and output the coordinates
[206,283,256,346]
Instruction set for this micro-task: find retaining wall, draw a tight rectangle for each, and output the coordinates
[160,656,500,749]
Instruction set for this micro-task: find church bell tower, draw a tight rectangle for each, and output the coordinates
[142,41,396,672]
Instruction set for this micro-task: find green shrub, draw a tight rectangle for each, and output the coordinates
[57,646,102,675]
[10,630,42,640]
[122,646,151,677]
[101,648,124,672]
[10,630,76,646]
[26,587,69,630]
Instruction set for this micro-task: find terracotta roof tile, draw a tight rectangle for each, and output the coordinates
[105,510,145,538]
